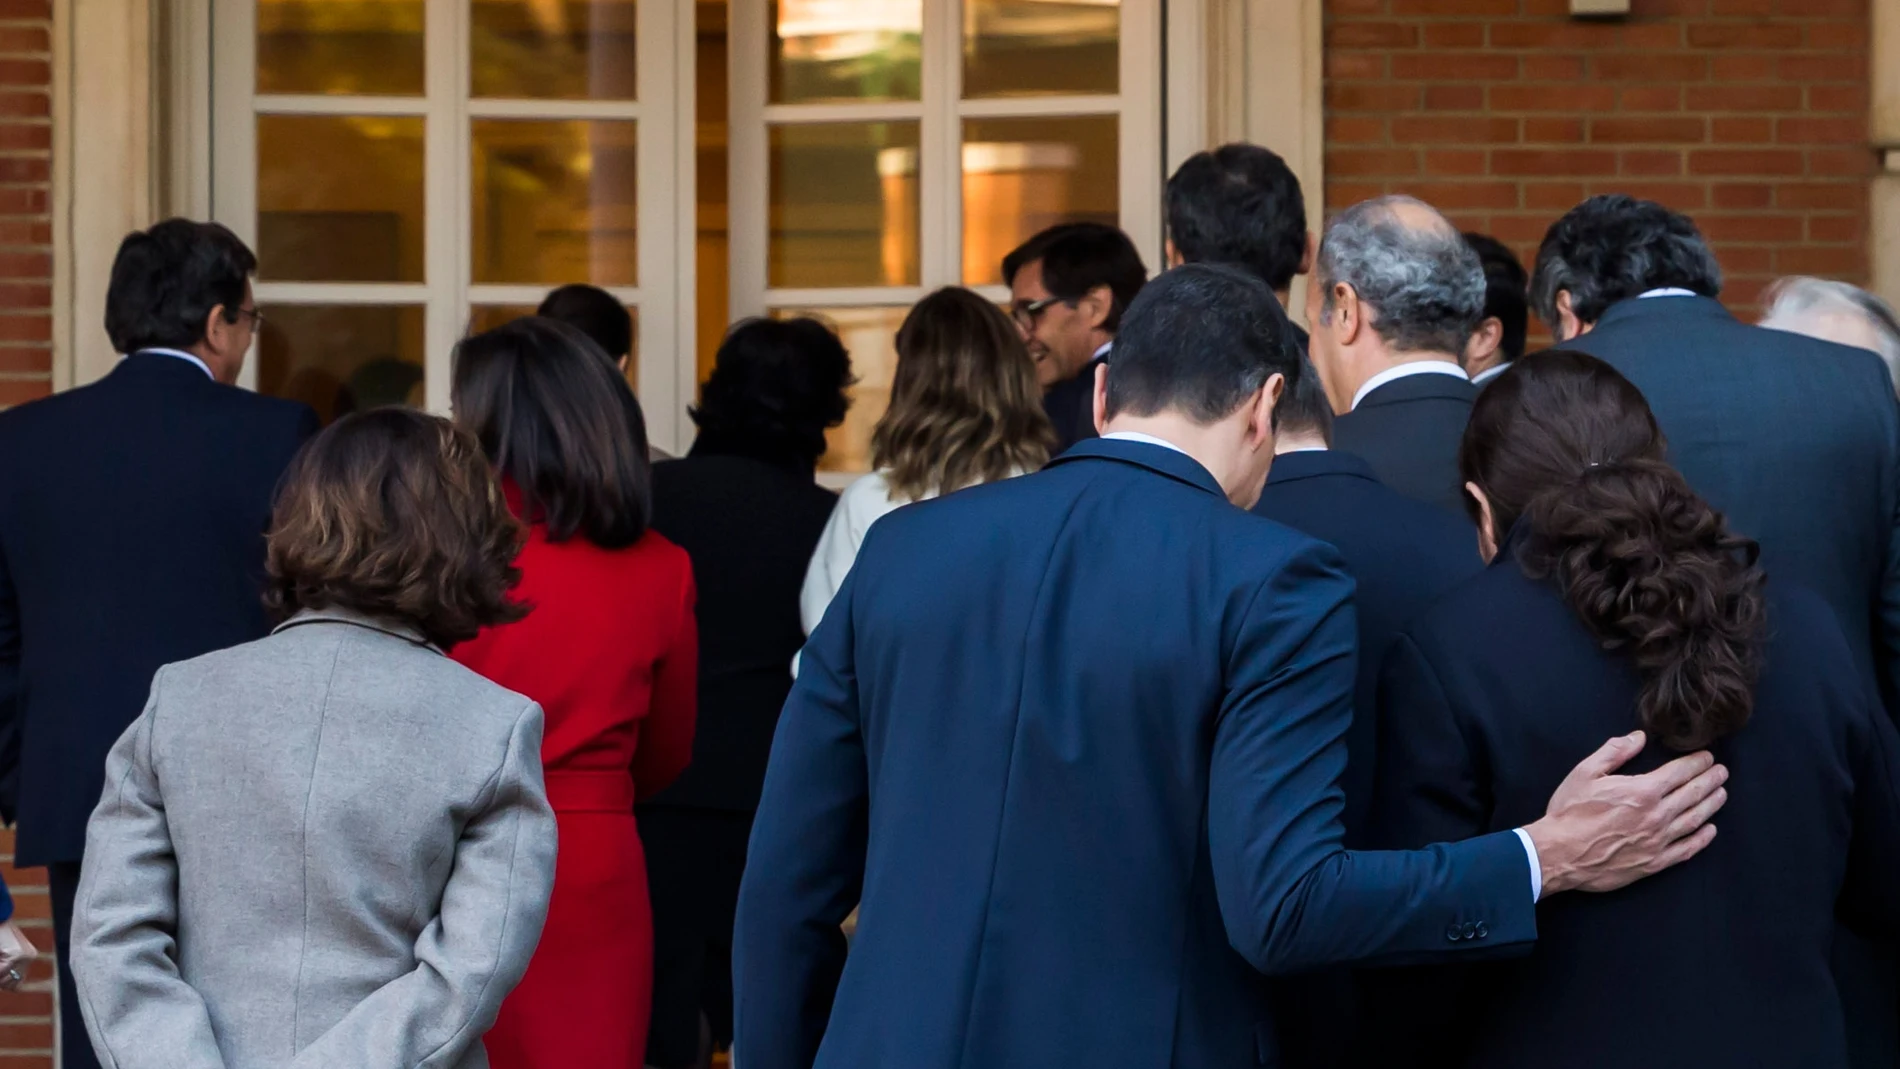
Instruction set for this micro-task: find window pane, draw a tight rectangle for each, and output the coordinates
[961,116,1118,285]
[770,0,921,104]
[257,115,425,283]
[963,0,1118,99]
[773,305,905,475]
[471,0,638,100]
[257,304,425,425]
[472,120,638,286]
[770,122,920,289]
[258,0,425,96]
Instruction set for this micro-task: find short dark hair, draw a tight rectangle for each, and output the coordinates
[1001,222,1148,333]
[1106,263,1304,425]
[691,317,854,467]
[1531,194,1722,329]
[452,317,652,549]
[1464,232,1530,364]
[265,408,528,650]
[105,219,257,354]
[1276,354,1334,445]
[538,284,634,361]
[1165,143,1308,292]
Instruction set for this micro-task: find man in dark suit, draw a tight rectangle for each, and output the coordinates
[1535,193,1900,1069]
[1461,233,1529,388]
[1003,223,1147,453]
[1165,142,1316,350]
[733,264,1730,1069]
[1307,196,1484,514]
[0,219,316,1069]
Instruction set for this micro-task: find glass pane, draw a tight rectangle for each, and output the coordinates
[472,120,638,286]
[961,115,1118,285]
[470,303,641,390]
[471,0,638,100]
[963,0,1119,99]
[770,122,920,289]
[257,0,426,96]
[770,0,921,104]
[773,306,906,475]
[257,115,425,283]
[257,304,425,425]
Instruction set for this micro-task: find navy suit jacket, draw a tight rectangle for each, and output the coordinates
[1560,297,1900,712]
[734,438,1537,1069]
[1331,371,1477,516]
[1043,352,1106,454]
[0,353,316,865]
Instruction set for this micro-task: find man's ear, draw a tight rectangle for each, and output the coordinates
[1297,232,1316,278]
[1092,359,1110,434]
[1254,372,1285,446]
[1332,284,1365,346]
[1080,284,1114,332]
[1165,238,1183,268]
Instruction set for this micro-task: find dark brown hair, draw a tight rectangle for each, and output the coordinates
[266,408,528,650]
[452,316,652,548]
[1460,349,1766,751]
[872,288,1054,501]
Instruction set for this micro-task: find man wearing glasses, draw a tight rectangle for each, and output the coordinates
[1002,223,1148,453]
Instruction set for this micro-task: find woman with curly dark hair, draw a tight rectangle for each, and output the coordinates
[640,315,853,1069]
[1361,349,1900,1069]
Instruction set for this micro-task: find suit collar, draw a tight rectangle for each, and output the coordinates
[1588,294,1732,334]
[113,349,221,383]
[1047,436,1226,498]
[273,608,443,654]
[1265,449,1379,486]
[1352,371,1477,409]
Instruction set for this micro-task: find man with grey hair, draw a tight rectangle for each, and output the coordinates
[1305,194,1485,514]
[1761,276,1900,391]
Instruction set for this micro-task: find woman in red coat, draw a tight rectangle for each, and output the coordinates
[450,317,698,1069]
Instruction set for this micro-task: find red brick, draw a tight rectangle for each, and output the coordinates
[1590,117,1706,143]
[0,124,48,151]
[1524,181,1589,210]
[0,990,48,1018]
[0,315,47,342]
[1809,85,1870,112]
[0,157,45,183]
[0,378,48,406]
[1718,245,1775,273]
[1808,147,1875,177]
[1328,22,1419,49]
[1487,215,1557,242]
[0,60,44,87]
[1326,53,1385,80]
[0,1022,51,1048]
[1588,181,1708,209]
[1325,182,1389,210]
[1711,54,1777,81]
[1530,54,1588,80]
[0,93,45,118]
[1424,150,1488,176]
[1328,84,1423,111]
[0,1,51,16]
[0,252,46,278]
[1698,214,1805,242]
[1780,55,1861,82]
[1776,182,1861,209]
[1777,245,1864,276]
[1391,53,1520,80]
[1326,149,1419,177]
[1391,116,1519,143]
[1395,181,1520,209]
[1708,0,1777,12]
[1524,118,1585,143]
[1326,116,1388,144]
[1424,24,1486,48]
[0,348,45,375]
[1712,117,1774,143]
[1389,0,1516,12]
[1329,0,1385,11]
[1685,84,1802,111]
[1777,117,1865,144]
[1618,86,1684,111]
[0,28,48,54]
[1424,85,1486,110]
[1487,22,1621,49]
[1620,150,1685,175]
[1490,85,1616,111]
[1711,182,1775,208]
[1491,149,1619,176]
[1810,214,1867,242]
[1688,149,1806,175]
[0,222,48,246]
[1687,23,1805,49]
[1806,22,1868,50]
[1592,54,1708,82]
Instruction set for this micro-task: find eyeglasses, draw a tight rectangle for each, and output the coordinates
[1009,296,1063,332]
[235,306,265,329]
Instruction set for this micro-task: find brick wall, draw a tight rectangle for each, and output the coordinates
[0,0,48,410]
[1324,0,1874,323]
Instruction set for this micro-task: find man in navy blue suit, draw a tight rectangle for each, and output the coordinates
[0,220,316,1069]
[735,264,1730,1069]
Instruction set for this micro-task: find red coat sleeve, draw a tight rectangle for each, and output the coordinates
[633,556,698,801]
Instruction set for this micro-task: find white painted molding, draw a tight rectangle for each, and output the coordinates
[1874,0,1899,311]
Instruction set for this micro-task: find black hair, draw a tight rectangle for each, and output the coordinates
[1106,263,1304,425]
[538,283,634,361]
[1165,143,1308,292]
[1531,194,1722,331]
[1463,232,1530,364]
[691,317,854,468]
[1001,222,1148,333]
[105,219,257,354]
[1276,354,1335,445]
[451,317,652,549]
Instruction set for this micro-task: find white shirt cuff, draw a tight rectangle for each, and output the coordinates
[1513,827,1543,902]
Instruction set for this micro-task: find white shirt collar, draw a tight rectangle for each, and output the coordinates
[1100,430,1190,456]
[1471,362,1510,385]
[1638,287,1698,299]
[1093,340,1113,360]
[1350,360,1468,411]
[135,347,215,380]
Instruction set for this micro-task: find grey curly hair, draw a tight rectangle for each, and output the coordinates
[1317,195,1486,357]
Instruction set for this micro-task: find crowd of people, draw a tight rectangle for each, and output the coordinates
[3,139,1900,1069]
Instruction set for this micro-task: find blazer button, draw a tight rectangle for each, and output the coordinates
[1475,923,1489,940]
[1462,922,1478,940]
[1445,924,1463,942]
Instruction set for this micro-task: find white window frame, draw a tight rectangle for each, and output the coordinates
[207,0,695,446]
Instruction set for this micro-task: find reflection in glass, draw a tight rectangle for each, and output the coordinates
[961,115,1118,285]
[770,122,920,289]
[775,306,906,474]
[257,304,426,425]
[257,0,426,96]
[472,120,638,286]
[472,0,638,100]
[770,0,921,104]
[963,0,1119,99]
[257,115,426,282]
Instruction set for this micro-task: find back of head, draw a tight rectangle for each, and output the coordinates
[1274,354,1335,447]
[1165,143,1307,292]
[1107,263,1305,424]
[266,408,527,650]
[1463,232,1529,364]
[537,284,634,362]
[874,287,1054,500]
[451,316,652,548]
[1460,350,1765,750]
[1001,222,1148,332]
[105,218,256,354]
[1317,195,1485,356]
[693,316,855,468]
[1760,276,1900,383]
[1531,194,1722,328]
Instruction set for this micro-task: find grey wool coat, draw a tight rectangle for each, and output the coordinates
[69,609,558,1069]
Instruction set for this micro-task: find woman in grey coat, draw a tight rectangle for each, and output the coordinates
[69,408,558,1069]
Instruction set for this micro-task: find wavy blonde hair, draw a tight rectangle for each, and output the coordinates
[872,287,1055,501]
